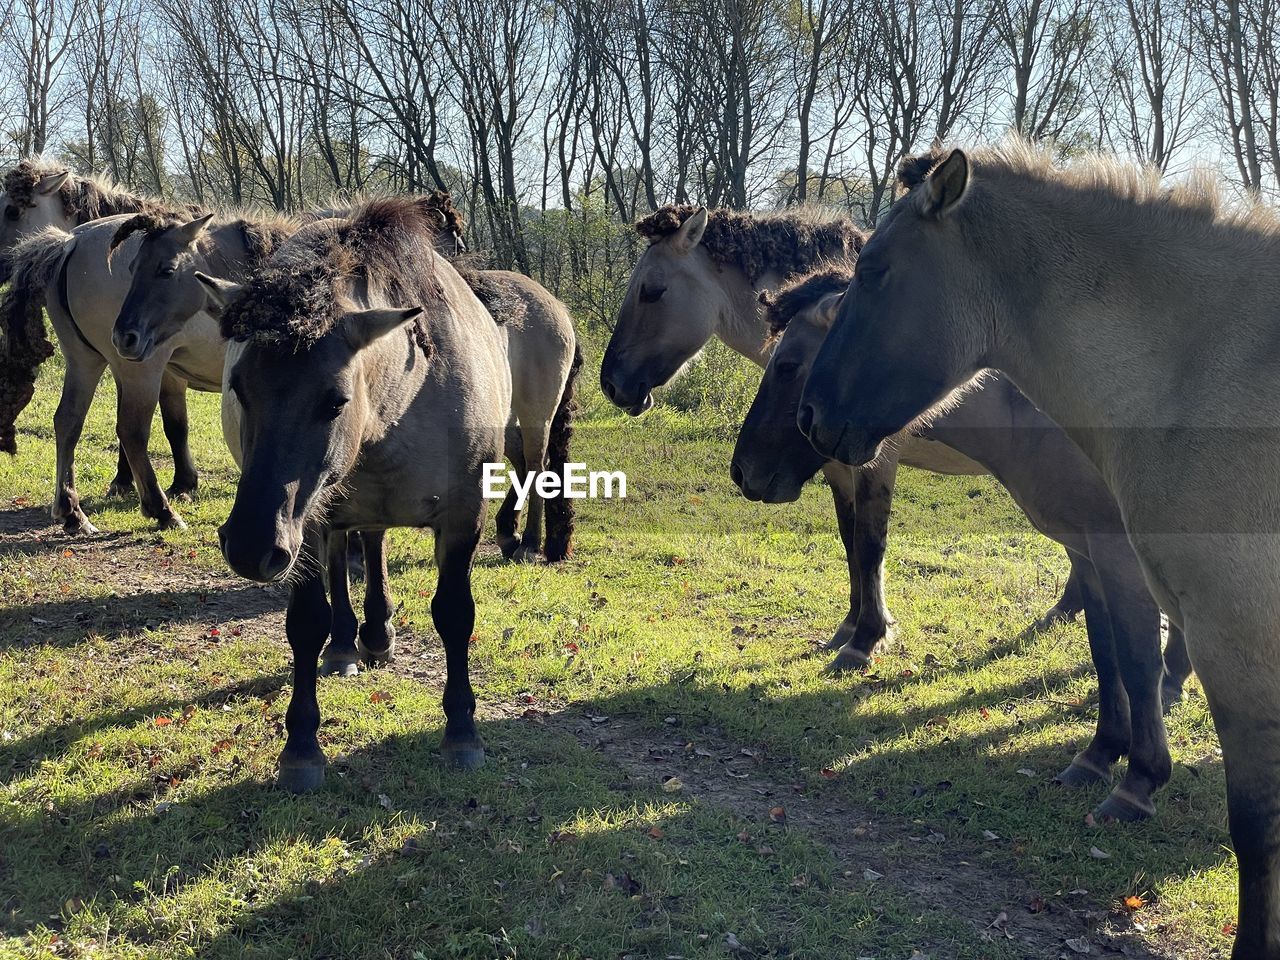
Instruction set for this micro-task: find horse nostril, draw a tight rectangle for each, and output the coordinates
[730,461,744,489]
[260,547,292,581]
[797,403,816,437]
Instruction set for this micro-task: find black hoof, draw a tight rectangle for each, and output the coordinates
[442,742,486,770]
[826,621,857,650]
[321,656,360,678]
[167,481,198,500]
[277,758,326,793]
[497,534,520,560]
[1031,604,1077,633]
[1160,682,1184,715]
[358,627,396,665]
[155,512,188,531]
[512,544,541,564]
[1092,789,1155,823]
[1054,759,1111,788]
[61,513,99,536]
[825,645,872,674]
[106,480,134,497]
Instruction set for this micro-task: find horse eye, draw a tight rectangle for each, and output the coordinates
[3,206,18,221]
[157,264,177,277]
[639,284,666,304]
[774,359,802,379]
[321,396,350,421]
[857,263,887,287]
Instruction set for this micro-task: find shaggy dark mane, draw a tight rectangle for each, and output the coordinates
[761,263,855,342]
[220,196,445,356]
[635,204,865,283]
[896,149,947,192]
[4,158,196,223]
[109,212,184,252]
[425,190,466,239]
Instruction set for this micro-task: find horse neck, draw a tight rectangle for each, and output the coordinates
[357,326,425,441]
[711,263,779,368]
[205,223,258,281]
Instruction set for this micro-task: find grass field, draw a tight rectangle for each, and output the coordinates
[0,348,1236,959]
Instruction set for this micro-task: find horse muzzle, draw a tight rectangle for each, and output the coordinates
[112,328,156,363]
[218,523,295,583]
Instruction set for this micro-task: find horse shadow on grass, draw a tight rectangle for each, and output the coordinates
[0,658,1233,959]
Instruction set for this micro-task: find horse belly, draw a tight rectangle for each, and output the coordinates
[897,435,989,476]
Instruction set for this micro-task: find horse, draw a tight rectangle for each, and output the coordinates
[735,264,1192,822]
[106,195,581,563]
[599,205,1083,670]
[0,159,204,501]
[798,140,1280,958]
[197,196,510,792]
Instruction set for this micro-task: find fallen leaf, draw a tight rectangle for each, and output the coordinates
[1028,896,1047,913]
[982,830,1000,841]
[979,707,991,720]
[1064,936,1090,954]
[820,767,838,779]
[154,716,172,727]
[377,794,392,810]
[662,776,683,793]
[547,830,577,845]
[1124,895,1147,911]
[647,826,665,840]
[724,932,744,952]
[736,829,751,844]
[768,805,787,825]
[369,690,393,704]
[1089,846,1111,860]
[211,739,233,755]
[1223,921,1238,936]
[863,868,883,881]
[603,871,642,895]
[1016,768,1036,777]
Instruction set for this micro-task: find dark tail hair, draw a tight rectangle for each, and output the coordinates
[542,340,582,562]
[0,229,67,453]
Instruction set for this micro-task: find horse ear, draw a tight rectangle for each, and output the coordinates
[36,170,70,195]
[923,149,969,219]
[194,271,244,315]
[173,213,215,248]
[815,291,845,327]
[343,306,423,352]
[672,207,708,254]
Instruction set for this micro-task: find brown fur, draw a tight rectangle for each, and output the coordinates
[0,229,64,453]
[762,263,857,342]
[4,158,193,224]
[542,342,583,561]
[220,197,445,356]
[109,212,184,253]
[635,204,866,283]
[425,190,466,240]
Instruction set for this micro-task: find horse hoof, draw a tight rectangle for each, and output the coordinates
[512,545,541,564]
[321,656,360,678]
[359,629,396,665]
[277,759,326,793]
[825,646,872,674]
[1091,789,1155,824]
[1054,759,1111,788]
[442,742,486,770]
[62,514,99,536]
[1160,683,1184,715]
[156,513,187,531]
[497,534,520,560]
[1031,605,1077,633]
[106,480,133,497]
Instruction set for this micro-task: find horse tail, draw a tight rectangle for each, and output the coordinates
[0,227,70,454]
[542,338,582,562]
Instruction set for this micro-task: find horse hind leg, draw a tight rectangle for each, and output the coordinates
[512,418,552,564]
[320,530,361,677]
[1032,559,1086,631]
[52,344,108,535]
[106,445,134,498]
[496,420,524,559]
[159,373,198,498]
[433,522,484,770]
[357,530,397,664]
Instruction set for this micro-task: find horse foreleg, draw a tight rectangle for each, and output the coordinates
[433,523,484,770]
[358,530,396,663]
[51,345,108,535]
[1187,618,1280,960]
[277,530,331,793]
[1084,536,1170,822]
[826,455,900,673]
[159,372,198,498]
[1160,622,1193,712]
[1032,557,1086,630]
[115,363,186,530]
[1054,558,1132,790]
[106,445,134,497]
[320,530,361,677]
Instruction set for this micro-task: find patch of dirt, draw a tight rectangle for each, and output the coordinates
[548,708,1174,960]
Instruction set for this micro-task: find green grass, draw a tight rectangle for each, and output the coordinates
[0,350,1235,958]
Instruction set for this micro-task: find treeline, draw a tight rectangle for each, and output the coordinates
[2,0,1278,295]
